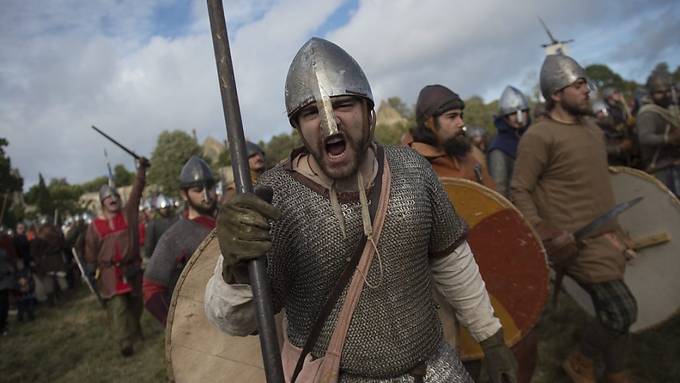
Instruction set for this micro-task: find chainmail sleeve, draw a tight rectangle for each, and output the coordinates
[256,167,295,313]
[424,158,468,258]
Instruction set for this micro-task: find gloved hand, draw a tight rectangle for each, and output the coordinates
[480,329,518,383]
[217,189,280,284]
[137,156,151,169]
[535,221,578,269]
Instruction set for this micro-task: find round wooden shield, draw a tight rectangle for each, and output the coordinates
[563,167,680,333]
[438,177,549,361]
[166,231,275,383]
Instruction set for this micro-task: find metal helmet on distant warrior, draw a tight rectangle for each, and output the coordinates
[284,37,374,138]
[645,70,672,93]
[140,198,153,212]
[179,156,215,189]
[81,211,94,224]
[591,98,608,116]
[602,86,617,100]
[155,194,172,210]
[245,141,265,159]
[539,54,589,100]
[465,126,487,139]
[499,86,529,116]
[99,184,120,203]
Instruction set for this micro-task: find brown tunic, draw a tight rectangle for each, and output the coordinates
[510,117,626,283]
[403,135,497,191]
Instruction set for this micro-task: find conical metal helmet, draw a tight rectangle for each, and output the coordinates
[285,37,373,135]
[99,184,120,203]
[499,86,529,116]
[245,141,265,158]
[464,126,487,139]
[540,54,588,100]
[179,155,215,189]
[155,194,171,209]
[591,98,608,116]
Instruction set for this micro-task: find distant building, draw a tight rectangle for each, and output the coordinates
[376,100,407,126]
[201,136,225,165]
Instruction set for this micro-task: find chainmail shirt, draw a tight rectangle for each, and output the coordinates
[258,145,467,379]
[145,216,212,295]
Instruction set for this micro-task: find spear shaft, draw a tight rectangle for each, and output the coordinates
[206,1,284,381]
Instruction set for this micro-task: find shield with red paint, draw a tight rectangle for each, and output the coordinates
[436,177,549,366]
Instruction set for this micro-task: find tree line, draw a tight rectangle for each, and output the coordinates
[2,62,679,228]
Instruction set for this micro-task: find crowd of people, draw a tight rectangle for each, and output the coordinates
[1,36,678,383]
[0,215,95,335]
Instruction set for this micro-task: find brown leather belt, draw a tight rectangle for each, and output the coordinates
[409,361,427,383]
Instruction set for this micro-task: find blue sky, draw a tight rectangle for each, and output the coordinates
[1,0,679,189]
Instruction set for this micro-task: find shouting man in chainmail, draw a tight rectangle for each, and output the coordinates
[143,156,216,325]
[203,38,516,383]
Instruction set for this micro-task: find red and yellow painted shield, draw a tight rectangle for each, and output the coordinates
[437,177,549,362]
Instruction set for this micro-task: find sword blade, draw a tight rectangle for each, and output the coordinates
[70,247,105,308]
[91,125,140,160]
[573,196,643,241]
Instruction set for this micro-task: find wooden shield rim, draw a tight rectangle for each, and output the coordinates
[165,229,219,382]
[610,166,680,331]
[438,177,549,347]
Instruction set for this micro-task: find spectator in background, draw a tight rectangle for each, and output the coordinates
[31,224,68,305]
[1,234,18,335]
[13,222,31,269]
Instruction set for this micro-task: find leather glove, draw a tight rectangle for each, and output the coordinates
[137,156,151,169]
[479,328,518,383]
[535,222,578,269]
[217,188,280,284]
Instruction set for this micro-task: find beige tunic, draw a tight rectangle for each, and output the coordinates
[510,117,627,283]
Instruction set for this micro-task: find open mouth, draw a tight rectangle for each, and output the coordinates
[324,135,347,160]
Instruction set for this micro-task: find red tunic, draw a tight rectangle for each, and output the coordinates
[92,213,134,295]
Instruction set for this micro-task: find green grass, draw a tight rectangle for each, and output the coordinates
[0,287,167,383]
[1,286,678,382]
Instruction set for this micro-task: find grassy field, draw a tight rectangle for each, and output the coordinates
[1,285,678,382]
[0,287,167,383]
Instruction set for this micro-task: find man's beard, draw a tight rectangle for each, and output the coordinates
[187,198,216,217]
[654,96,672,108]
[305,129,371,181]
[442,135,472,160]
[562,97,592,117]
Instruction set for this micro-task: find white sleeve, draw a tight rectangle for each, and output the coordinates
[203,255,258,336]
[430,241,501,342]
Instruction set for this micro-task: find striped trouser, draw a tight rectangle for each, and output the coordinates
[582,279,637,334]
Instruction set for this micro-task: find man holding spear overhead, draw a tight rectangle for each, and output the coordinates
[85,126,149,357]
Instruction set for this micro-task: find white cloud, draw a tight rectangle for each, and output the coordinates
[1,0,679,189]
